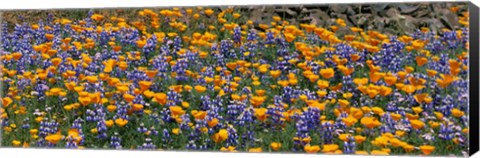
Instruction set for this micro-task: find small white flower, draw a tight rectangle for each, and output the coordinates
[31,91,39,96]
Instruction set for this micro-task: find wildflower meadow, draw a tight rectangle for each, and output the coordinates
[0,3,471,156]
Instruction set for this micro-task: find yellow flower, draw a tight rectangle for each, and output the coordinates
[426,69,438,77]
[450,6,460,12]
[390,113,402,121]
[107,105,117,112]
[204,9,214,16]
[136,40,146,48]
[64,104,74,111]
[371,136,389,147]
[35,117,43,123]
[383,75,397,86]
[45,33,55,41]
[169,106,185,116]
[336,18,346,27]
[436,74,457,88]
[342,116,357,127]
[131,104,144,111]
[371,106,384,115]
[254,108,268,121]
[342,92,353,99]
[406,113,419,120]
[360,117,381,129]
[29,129,38,135]
[12,140,21,147]
[123,93,135,103]
[415,56,428,66]
[434,112,444,120]
[378,86,392,97]
[419,145,435,155]
[338,99,349,107]
[22,142,29,148]
[412,106,423,114]
[105,120,114,127]
[145,70,158,78]
[354,135,366,143]
[322,144,339,153]
[304,144,321,153]
[338,134,351,142]
[172,128,180,135]
[402,144,415,152]
[90,128,98,134]
[273,16,281,22]
[395,130,406,137]
[91,14,104,21]
[338,65,354,76]
[208,118,219,128]
[250,96,266,107]
[353,78,369,86]
[413,93,428,104]
[154,93,167,105]
[355,150,369,155]
[257,64,270,73]
[67,129,83,144]
[306,100,326,111]
[269,70,282,78]
[195,85,207,93]
[370,150,389,155]
[389,138,402,147]
[84,75,98,83]
[429,121,440,128]
[220,146,237,152]
[316,90,328,98]
[45,132,62,144]
[138,81,152,91]
[248,147,262,152]
[270,142,282,151]
[191,110,207,120]
[2,97,13,107]
[116,85,129,93]
[319,68,334,79]
[78,96,91,106]
[277,80,290,87]
[114,118,128,127]
[212,129,228,143]
[302,137,312,144]
[410,120,425,130]
[284,33,296,42]
[316,79,329,89]
[401,84,416,94]
[3,126,12,132]
[451,108,465,117]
